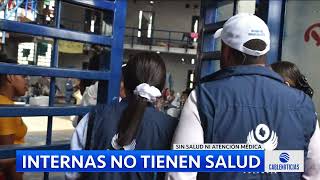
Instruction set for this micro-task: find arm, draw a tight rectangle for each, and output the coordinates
[66,114,89,180]
[0,135,22,180]
[166,90,203,180]
[303,120,320,180]
[70,113,89,150]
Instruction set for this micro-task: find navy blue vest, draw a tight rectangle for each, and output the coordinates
[85,99,178,180]
[196,66,317,180]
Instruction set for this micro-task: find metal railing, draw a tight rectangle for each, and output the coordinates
[0,0,127,179]
[125,27,198,52]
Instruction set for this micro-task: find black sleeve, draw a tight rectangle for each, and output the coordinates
[84,108,97,150]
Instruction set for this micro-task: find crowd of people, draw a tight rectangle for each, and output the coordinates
[0,13,319,180]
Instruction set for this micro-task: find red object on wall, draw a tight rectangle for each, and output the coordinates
[190,32,198,39]
[304,23,320,46]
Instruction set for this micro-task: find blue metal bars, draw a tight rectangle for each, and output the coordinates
[0,0,127,121]
[198,1,237,79]
[266,0,285,64]
[0,0,127,179]
[0,20,113,45]
[107,0,127,102]
[0,63,111,80]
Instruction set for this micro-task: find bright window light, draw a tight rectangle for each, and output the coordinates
[138,10,143,37]
[90,20,95,32]
[147,15,153,38]
[189,82,193,89]
[190,73,194,82]
[191,58,195,64]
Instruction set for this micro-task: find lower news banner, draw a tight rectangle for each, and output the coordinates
[16,150,264,172]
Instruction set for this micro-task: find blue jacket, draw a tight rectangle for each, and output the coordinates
[196,65,317,180]
[85,99,178,180]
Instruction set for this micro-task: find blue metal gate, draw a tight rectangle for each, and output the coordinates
[196,0,237,80]
[197,0,285,81]
[0,0,127,179]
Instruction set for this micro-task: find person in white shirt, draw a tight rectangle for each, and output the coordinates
[167,14,320,180]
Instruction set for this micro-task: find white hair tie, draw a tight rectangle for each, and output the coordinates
[133,83,161,103]
[111,133,136,150]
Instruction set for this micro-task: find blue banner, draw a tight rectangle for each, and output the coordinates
[16,150,264,172]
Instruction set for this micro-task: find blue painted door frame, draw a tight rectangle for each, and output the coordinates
[198,0,286,79]
[0,0,127,179]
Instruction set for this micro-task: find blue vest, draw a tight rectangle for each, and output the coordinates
[86,99,178,180]
[196,66,317,180]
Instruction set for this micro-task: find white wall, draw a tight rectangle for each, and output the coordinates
[236,0,256,14]
[281,1,320,111]
[162,53,196,93]
[126,0,200,40]
[124,51,196,93]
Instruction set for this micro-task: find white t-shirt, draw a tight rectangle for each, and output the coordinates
[72,82,98,127]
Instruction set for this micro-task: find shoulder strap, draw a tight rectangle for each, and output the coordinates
[79,108,96,179]
[195,86,208,143]
[84,109,96,150]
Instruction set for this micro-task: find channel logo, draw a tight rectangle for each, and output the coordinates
[265,150,303,172]
[279,153,289,163]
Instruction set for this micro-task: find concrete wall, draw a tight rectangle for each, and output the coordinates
[60,2,85,31]
[123,51,196,93]
[126,0,200,40]
[162,53,196,93]
[281,1,320,112]
[58,53,90,69]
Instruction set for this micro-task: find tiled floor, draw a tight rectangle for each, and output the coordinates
[23,116,75,144]
[24,172,65,180]
[22,116,75,180]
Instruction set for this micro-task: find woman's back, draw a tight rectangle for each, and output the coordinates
[85,100,177,180]
[88,100,177,151]
[80,52,178,180]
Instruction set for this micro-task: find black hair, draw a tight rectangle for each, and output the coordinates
[0,57,17,87]
[117,52,166,147]
[271,61,314,98]
[231,39,267,65]
[182,89,192,96]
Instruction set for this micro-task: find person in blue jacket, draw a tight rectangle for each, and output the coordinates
[168,14,320,180]
[67,52,178,180]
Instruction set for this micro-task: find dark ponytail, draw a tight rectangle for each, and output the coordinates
[271,61,313,98]
[296,74,314,98]
[117,52,166,147]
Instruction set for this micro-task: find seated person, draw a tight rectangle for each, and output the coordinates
[0,58,28,180]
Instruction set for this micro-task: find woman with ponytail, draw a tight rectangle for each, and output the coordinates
[271,61,314,98]
[67,52,178,180]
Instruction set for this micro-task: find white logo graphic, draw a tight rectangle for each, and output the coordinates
[247,124,278,150]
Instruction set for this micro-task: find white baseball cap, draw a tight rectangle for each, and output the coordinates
[214,13,270,56]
